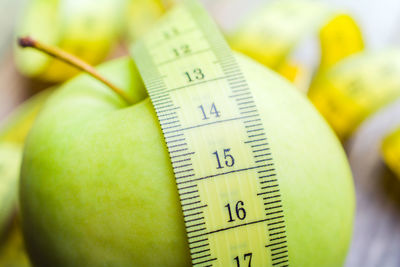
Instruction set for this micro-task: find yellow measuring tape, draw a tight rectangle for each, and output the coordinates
[309,49,400,140]
[132,1,288,265]
[229,0,364,90]
[382,127,400,178]
[131,0,353,266]
[125,0,166,41]
[15,0,124,82]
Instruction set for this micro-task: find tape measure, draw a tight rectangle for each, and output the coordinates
[125,0,166,41]
[382,127,400,178]
[228,0,363,90]
[132,1,289,266]
[308,49,400,140]
[15,0,124,82]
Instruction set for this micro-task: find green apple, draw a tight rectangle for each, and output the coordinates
[15,0,125,82]
[0,89,52,239]
[0,89,53,144]
[0,144,22,238]
[20,53,354,266]
[0,90,52,266]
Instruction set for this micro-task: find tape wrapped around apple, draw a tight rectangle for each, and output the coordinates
[18,39,354,266]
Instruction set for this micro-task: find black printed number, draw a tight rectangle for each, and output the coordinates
[184,68,204,82]
[198,103,221,120]
[173,44,190,57]
[212,148,234,169]
[225,201,246,222]
[234,253,252,267]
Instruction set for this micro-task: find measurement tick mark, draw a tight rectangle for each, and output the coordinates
[190,218,270,239]
[168,76,228,93]
[177,165,265,185]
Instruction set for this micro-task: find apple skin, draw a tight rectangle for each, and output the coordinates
[20,54,354,266]
[0,144,22,238]
[0,89,52,240]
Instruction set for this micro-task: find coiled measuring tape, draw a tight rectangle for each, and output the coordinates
[308,49,400,140]
[132,1,289,266]
[228,0,364,90]
[226,1,400,143]
[382,127,400,178]
[15,0,124,82]
[125,0,166,41]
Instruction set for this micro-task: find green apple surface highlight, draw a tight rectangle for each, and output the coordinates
[20,54,354,266]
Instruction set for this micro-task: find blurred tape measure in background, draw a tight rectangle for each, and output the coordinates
[15,0,166,82]
[382,127,400,178]
[309,50,400,140]
[228,0,364,91]
[15,0,124,82]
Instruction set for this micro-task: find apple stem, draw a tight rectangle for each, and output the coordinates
[18,36,134,105]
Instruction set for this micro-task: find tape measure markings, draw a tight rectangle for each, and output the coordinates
[309,49,400,139]
[132,1,289,266]
[229,0,364,92]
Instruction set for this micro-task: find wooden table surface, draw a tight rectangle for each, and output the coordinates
[1,1,400,266]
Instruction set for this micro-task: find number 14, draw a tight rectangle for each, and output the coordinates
[198,103,221,120]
